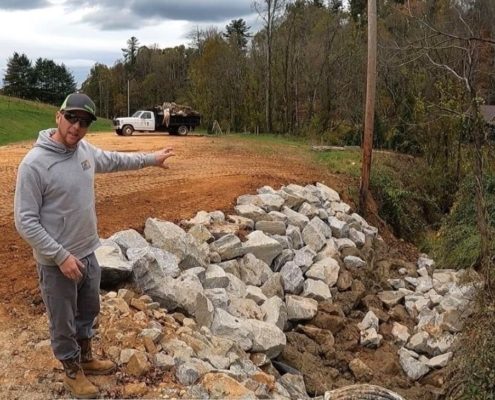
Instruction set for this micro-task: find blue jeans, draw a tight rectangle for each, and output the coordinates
[37,252,101,361]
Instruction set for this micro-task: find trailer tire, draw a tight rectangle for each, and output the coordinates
[177,125,189,136]
[122,125,134,136]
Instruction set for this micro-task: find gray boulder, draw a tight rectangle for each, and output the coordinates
[241,231,283,266]
[144,218,208,269]
[95,245,133,287]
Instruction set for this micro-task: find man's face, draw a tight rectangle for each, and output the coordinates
[53,110,93,148]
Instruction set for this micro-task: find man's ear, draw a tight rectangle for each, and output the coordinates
[55,111,62,125]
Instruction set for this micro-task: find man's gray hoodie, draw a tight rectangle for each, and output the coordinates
[14,129,156,266]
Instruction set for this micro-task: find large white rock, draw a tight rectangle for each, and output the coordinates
[282,206,310,230]
[302,218,327,252]
[210,309,253,351]
[242,319,286,358]
[204,264,229,289]
[298,202,320,219]
[188,224,214,244]
[280,261,304,294]
[96,245,133,286]
[228,298,265,320]
[344,255,366,269]
[377,291,405,308]
[328,216,349,239]
[286,225,304,250]
[305,257,340,287]
[392,322,410,346]
[174,274,214,328]
[315,182,340,202]
[239,253,273,286]
[241,231,283,266]
[302,279,332,301]
[283,184,320,206]
[109,229,149,252]
[262,296,287,330]
[285,295,318,321]
[210,234,244,261]
[293,245,317,272]
[127,246,180,279]
[315,239,339,261]
[234,204,267,222]
[348,228,366,247]
[204,288,229,310]
[144,218,208,269]
[255,220,287,235]
[358,311,379,331]
[225,273,248,298]
[246,285,268,305]
[398,348,430,381]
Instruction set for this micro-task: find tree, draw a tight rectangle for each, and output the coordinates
[122,36,140,71]
[401,0,495,288]
[329,0,343,12]
[350,0,367,24]
[81,63,113,118]
[33,58,76,105]
[2,52,35,99]
[254,0,286,133]
[224,19,251,50]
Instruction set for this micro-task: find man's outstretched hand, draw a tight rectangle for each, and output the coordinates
[154,147,175,168]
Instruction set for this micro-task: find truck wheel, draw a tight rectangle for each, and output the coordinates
[122,125,134,136]
[177,125,188,136]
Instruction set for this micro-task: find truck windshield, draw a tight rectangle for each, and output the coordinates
[131,111,142,118]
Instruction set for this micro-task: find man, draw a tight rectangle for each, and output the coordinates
[14,93,175,399]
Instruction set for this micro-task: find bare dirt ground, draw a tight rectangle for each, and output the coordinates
[0,132,355,399]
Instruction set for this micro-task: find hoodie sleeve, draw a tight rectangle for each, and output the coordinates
[87,143,157,173]
[14,163,70,265]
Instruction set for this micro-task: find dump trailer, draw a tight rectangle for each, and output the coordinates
[112,103,201,136]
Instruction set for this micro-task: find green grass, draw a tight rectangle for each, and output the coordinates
[0,95,113,146]
[315,148,361,176]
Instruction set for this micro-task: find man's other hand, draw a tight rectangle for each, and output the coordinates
[59,255,85,281]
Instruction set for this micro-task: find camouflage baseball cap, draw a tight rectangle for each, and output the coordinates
[60,93,97,121]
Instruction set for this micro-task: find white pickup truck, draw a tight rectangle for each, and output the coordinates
[112,107,201,136]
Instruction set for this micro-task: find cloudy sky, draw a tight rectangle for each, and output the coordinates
[0,0,258,86]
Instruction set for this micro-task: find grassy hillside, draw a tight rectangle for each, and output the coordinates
[0,95,112,146]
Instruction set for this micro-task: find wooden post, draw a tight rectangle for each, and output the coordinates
[359,0,377,216]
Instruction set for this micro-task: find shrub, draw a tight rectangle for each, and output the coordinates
[429,173,495,270]
[370,156,441,241]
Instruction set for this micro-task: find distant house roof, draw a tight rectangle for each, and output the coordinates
[481,105,495,126]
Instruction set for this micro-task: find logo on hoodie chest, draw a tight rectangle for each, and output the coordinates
[81,160,91,171]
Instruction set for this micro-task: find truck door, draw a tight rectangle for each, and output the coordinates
[142,111,153,131]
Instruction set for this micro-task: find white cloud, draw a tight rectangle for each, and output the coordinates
[0,1,256,86]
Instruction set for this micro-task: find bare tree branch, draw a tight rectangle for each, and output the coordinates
[424,53,470,92]
[420,19,495,45]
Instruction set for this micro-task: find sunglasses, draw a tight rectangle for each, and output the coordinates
[63,112,93,128]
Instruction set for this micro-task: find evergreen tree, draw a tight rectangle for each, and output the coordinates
[3,52,35,99]
[32,58,76,105]
[53,63,77,105]
[122,36,140,75]
[224,19,251,50]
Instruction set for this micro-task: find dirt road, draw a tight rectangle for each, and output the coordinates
[0,132,353,397]
[0,132,347,305]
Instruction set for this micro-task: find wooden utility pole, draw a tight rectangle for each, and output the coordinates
[359,0,377,216]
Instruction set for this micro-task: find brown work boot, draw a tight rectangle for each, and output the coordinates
[78,338,116,375]
[61,357,99,399]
